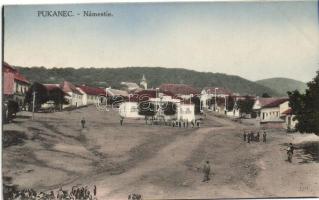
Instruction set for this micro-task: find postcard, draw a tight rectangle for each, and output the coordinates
[2,1,319,199]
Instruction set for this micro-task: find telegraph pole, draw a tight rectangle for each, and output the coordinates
[32,91,36,120]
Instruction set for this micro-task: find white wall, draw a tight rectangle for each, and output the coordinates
[65,92,83,107]
[119,102,143,118]
[260,107,282,122]
[177,104,195,122]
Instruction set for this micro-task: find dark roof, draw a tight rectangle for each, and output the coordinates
[159,84,199,95]
[282,108,293,115]
[77,85,106,96]
[44,84,70,96]
[263,98,289,108]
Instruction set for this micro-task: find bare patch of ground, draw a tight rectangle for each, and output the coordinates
[2,106,319,199]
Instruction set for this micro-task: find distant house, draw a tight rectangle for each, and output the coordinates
[43,84,69,111]
[200,87,233,110]
[3,62,30,107]
[76,85,106,105]
[253,97,296,129]
[120,82,141,93]
[106,87,129,98]
[159,83,199,99]
[119,89,195,122]
[60,81,83,108]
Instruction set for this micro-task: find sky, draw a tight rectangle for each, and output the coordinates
[3,1,319,82]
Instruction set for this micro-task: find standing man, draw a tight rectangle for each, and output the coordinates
[287,143,294,163]
[263,131,267,143]
[243,131,247,142]
[120,116,124,126]
[202,160,211,182]
[81,117,86,129]
[93,185,97,197]
[257,132,260,142]
[247,131,251,143]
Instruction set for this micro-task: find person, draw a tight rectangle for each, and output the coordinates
[120,116,124,126]
[263,131,267,143]
[93,185,97,197]
[191,120,195,128]
[243,132,247,141]
[250,131,255,142]
[257,132,260,142]
[247,132,251,143]
[287,143,294,163]
[81,117,86,129]
[202,160,211,182]
[57,186,64,200]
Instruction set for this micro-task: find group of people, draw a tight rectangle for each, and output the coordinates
[243,130,267,143]
[172,120,201,128]
[4,185,97,200]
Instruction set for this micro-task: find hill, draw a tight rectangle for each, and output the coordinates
[256,78,307,96]
[15,66,279,96]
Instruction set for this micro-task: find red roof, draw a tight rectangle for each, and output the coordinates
[159,84,199,96]
[3,62,29,84]
[3,72,15,95]
[60,81,82,95]
[43,84,60,91]
[203,87,233,95]
[130,89,179,102]
[282,108,293,115]
[77,85,106,96]
[263,98,289,108]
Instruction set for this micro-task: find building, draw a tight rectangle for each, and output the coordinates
[120,82,141,92]
[60,81,83,108]
[119,89,195,122]
[281,107,297,131]
[3,62,30,107]
[42,84,69,111]
[76,85,106,105]
[159,83,199,99]
[200,87,233,111]
[253,97,296,129]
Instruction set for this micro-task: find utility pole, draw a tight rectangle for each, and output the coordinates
[32,91,36,120]
[214,87,218,111]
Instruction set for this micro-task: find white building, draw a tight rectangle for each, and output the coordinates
[200,87,232,111]
[76,85,106,106]
[255,97,297,130]
[60,81,83,108]
[119,90,195,122]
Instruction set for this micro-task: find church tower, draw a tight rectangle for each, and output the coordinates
[140,74,147,89]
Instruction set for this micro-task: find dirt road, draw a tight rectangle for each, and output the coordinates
[2,106,319,199]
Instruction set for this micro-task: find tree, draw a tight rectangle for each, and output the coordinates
[288,71,319,135]
[162,102,177,115]
[138,101,157,117]
[190,96,201,114]
[25,82,49,111]
[226,96,235,111]
[47,88,69,110]
[237,96,254,116]
[262,92,271,98]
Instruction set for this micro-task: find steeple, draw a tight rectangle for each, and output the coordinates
[140,74,147,89]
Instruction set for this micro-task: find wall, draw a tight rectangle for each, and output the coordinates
[260,107,283,122]
[177,104,195,122]
[119,102,143,118]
